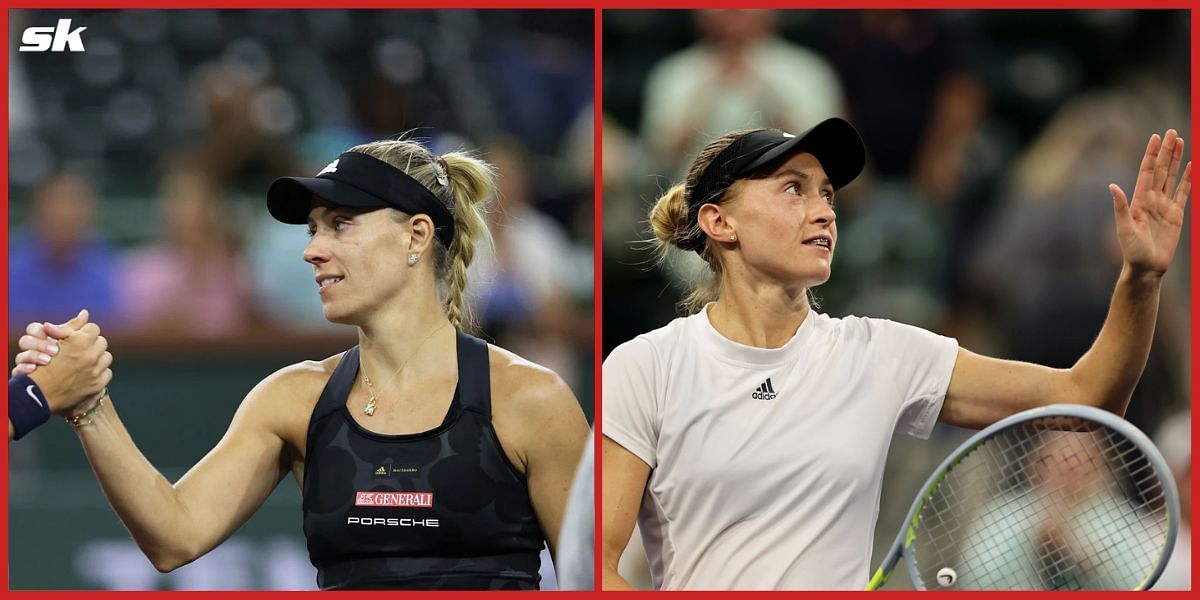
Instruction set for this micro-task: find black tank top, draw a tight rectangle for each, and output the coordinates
[301,331,545,590]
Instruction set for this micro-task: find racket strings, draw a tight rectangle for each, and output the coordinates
[910,419,1170,590]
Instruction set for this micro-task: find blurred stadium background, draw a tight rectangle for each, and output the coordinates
[7,9,593,590]
[602,9,1190,590]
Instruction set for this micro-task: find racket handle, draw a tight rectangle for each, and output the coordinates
[866,530,906,590]
[865,565,889,591]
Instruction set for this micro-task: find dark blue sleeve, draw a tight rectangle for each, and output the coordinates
[9,374,51,440]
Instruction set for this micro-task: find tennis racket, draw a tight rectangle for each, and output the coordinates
[866,404,1178,591]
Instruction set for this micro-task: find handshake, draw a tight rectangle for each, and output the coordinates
[8,309,112,439]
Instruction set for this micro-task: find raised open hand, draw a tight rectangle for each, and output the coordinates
[1109,129,1191,277]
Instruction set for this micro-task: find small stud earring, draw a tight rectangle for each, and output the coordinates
[730,233,737,242]
[408,253,420,265]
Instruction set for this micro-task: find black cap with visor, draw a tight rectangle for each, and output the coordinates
[681,117,866,253]
[266,151,455,249]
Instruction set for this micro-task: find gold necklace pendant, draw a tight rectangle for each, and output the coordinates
[358,323,447,418]
[362,375,378,416]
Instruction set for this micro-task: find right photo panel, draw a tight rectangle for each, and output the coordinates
[601,10,1191,591]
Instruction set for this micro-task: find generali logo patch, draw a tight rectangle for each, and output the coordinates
[354,491,433,508]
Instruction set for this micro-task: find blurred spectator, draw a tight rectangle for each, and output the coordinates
[189,63,298,192]
[824,11,986,204]
[972,92,1135,349]
[298,75,426,173]
[9,15,38,136]
[468,137,583,388]
[1152,412,1190,591]
[969,90,1187,427]
[819,11,986,326]
[641,10,844,178]
[594,113,681,355]
[9,172,120,329]
[117,163,257,339]
[594,110,645,255]
[559,102,599,302]
[489,12,593,155]
[959,431,1160,590]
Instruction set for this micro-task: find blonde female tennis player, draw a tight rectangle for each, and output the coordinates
[602,119,1189,589]
[17,139,589,590]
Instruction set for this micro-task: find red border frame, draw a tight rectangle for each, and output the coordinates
[2,3,1196,598]
[1,0,1196,5]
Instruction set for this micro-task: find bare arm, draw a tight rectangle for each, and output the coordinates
[914,72,986,203]
[941,130,1190,429]
[72,364,313,572]
[513,373,589,560]
[601,435,650,591]
[491,352,590,562]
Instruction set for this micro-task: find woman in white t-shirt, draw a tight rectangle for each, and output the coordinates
[601,118,1190,590]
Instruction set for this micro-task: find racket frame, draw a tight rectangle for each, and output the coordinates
[865,403,1179,591]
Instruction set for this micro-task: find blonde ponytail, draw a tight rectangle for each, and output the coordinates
[439,152,494,330]
[346,139,495,331]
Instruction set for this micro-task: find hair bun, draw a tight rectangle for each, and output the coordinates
[649,184,691,248]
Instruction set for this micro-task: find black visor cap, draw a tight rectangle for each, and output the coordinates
[266,151,454,248]
[735,118,866,190]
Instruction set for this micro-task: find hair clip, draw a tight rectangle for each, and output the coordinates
[431,156,449,187]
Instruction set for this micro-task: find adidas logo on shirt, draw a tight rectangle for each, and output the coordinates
[751,377,777,400]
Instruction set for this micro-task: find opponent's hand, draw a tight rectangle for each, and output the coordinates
[26,319,112,415]
[1110,129,1191,278]
[11,309,88,377]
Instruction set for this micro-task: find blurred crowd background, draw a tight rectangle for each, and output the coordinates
[8,9,593,590]
[602,10,1190,590]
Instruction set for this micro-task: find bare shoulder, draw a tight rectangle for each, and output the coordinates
[234,351,347,440]
[486,344,580,414]
[486,344,589,471]
[249,353,342,403]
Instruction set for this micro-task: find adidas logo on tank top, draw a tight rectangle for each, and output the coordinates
[751,377,777,400]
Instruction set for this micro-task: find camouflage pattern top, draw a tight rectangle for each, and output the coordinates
[302,332,545,590]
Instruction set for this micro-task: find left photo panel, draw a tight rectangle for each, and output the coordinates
[7,9,595,591]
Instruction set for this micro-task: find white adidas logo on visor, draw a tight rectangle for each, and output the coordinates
[318,159,339,175]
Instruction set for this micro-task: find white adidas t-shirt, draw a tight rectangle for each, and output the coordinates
[603,307,959,590]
